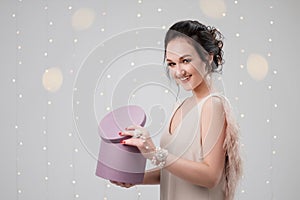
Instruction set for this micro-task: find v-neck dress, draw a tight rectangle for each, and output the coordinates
[160,93,226,200]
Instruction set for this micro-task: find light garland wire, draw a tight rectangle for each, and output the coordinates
[43,0,51,198]
[267,1,276,199]
[14,0,21,198]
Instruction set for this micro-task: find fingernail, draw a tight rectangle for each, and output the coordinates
[120,140,126,144]
[119,132,123,136]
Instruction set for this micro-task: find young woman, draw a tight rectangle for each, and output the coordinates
[112,20,242,200]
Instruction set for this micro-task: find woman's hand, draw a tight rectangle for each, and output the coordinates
[119,125,156,160]
[110,180,135,188]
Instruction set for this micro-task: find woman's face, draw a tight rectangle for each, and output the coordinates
[166,38,207,92]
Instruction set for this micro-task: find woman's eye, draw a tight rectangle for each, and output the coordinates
[182,59,191,64]
[167,62,175,67]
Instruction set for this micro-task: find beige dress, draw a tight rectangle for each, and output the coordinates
[160,93,226,200]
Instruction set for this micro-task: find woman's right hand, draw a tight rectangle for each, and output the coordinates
[109,180,135,188]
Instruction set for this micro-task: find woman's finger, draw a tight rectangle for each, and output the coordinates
[125,124,142,130]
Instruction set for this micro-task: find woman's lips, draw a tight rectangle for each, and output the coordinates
[178,75,192,82]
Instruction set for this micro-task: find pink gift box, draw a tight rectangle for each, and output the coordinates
[95,105,147,184]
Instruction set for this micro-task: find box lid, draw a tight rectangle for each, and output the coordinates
[98,105,146,143]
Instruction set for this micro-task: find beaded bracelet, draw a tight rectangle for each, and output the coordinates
[151,147,168,168]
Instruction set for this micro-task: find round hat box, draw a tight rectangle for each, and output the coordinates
[95,105,147,184]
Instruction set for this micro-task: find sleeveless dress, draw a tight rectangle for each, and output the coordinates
[160,93,227,200]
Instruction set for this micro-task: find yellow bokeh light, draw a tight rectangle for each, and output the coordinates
[247,54,269,81]
[72,8,96,31]
[42,67,63,92]
[199,0,227,19]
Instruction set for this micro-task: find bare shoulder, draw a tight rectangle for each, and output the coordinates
[202,95,225,115]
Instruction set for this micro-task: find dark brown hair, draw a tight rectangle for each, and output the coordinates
[164,20,224,73]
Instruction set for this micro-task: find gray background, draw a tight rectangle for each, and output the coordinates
[1,0,299,199]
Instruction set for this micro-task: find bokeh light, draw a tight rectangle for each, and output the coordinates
[72,8,96,31]
[42,67,63,92]
[247,53,269,81]
[199,0,227,19]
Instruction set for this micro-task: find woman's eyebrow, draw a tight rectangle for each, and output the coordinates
[166,54,192,62]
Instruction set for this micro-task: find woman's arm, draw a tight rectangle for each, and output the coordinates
[122,96,226,189]
[165,96,226,188]
[142,168,160,184]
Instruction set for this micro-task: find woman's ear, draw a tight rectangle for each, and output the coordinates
[208,54,214,65]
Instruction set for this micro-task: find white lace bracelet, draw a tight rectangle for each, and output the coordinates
[151,147,168,168]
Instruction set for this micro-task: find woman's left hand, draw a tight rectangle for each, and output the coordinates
[119,125,156,160]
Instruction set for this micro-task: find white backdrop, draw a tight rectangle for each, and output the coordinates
[1,0,299,199]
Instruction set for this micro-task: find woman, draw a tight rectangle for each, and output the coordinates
[112,20,242,200]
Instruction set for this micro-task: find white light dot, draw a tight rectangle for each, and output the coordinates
[44,6,48,10]
[162,25,166,29]
[18,189,22,194]
[68,132,72,136]
[102,12,106,16]
[234,0,238,4]
[47,162,51,166]
[45,176,49,181]
[100,92,104,96]
[267,53,271,57]
[268,38,272,42]
[68,6,72,10]
[222,13,226,17]
[273,135,277,139]
[106,184,111,188]
[270,5,273,9]
[104,197,107,200]
[76,101,80,105]
[273,70,277,74]
[76,116,79,120]
[48,101,52,105]
[42,116,46,120]
[131,62,135,66]
[19,141,23,146]
[272,150,276,155]
[74,148,78,152]
[70,164,73,168]
[15,125,18,129]
[269,166,273,169]
[18,61,22,65]
[240,64,244,69]
[16,30,20,35]
[137,13,141,18]
[266,180,270,184]
[240,16,244,20]
[12,13,16,18]
[12,78,16,83]
[75,194,79,198]
[268,85,272,90]
[49,21,53,26]
[241,189,245,193]
[107,74,111,79]
[49,38,53,43]
[18,45,22,50]
[157,41,161,45]
[241,49,245,53]
[100,60,104,64]
[274,104,278,108]
[266,119,270,123]
[74,38,78,43]
[132,94,136,98]
[101,28,105,32]
[164,89,169,93]
[73,87,78,91]
[43,130,47,134]
[44,52,48,56]
[157,8,162,12]
[138,0,142,3]
[270,20,274,25]
[17,172,21,176]
[240,113,245,118]
[236,33,240,37]
[72,180,76,184]
[19,94,23,98]
[43,146,47,151]
[106,107,111,111]
[239,81,243,86]
[235,97,239,101]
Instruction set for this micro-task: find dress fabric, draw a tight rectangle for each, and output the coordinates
[160,93,226,200]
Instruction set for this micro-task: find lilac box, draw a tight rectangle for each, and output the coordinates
[96,105,147,184]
